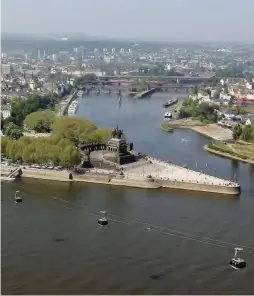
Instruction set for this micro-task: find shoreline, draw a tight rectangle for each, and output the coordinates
[1,163,240,196]
[204,145,254,165]
[167,120,233,141]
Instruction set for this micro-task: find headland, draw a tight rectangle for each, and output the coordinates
[1,126,240,195]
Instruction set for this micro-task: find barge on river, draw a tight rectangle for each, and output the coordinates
[163,97,178,108]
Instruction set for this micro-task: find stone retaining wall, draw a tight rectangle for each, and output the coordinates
[2,167,240,195]
[22,169,70,182]
[156,179,240,195]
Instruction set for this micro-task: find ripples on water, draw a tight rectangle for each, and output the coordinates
[2,93,254,294]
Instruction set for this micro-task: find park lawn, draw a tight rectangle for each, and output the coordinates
[213,141,254,159]
[168,118,205,127]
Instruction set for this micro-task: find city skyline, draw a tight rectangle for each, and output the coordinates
[1,0,254,42]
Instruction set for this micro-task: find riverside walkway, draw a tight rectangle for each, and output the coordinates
[122,157,238,188]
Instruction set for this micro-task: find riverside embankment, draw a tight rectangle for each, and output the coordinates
[2,157,240,195]
[204,145,254,165]
[166,119,233,141]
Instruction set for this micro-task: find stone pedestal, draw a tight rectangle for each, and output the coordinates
[103,138,135,165]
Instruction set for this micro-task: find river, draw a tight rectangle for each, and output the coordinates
[2,92,254,294]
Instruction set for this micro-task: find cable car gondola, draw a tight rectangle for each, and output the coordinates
[98,211,108,226]
[229,247,246,270]
[14,190,22,203]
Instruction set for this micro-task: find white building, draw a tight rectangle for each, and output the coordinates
[1,105,11,119]
[246,94,254,100]
[104,56,111,64]
[245,82,254,90]
[220,93,231,101]
[84,69,105,77]
[29,80,35,90]
[1,63,11,75]
[245,119,252,126]
[166,64,171,71]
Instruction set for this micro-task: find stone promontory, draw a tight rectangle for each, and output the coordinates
[5,126,240,196]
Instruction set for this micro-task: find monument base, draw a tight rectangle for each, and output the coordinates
[103,152,136,165]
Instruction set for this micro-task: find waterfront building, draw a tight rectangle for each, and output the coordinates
[1,63,11,75]
[1,104,11,119]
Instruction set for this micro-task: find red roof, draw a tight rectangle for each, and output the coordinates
[109,79,133,83]
[237,98,254,105]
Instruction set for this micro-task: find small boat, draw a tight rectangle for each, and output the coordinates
[14,190,22,203]
[229,248,246,270]
[98,211,108,226]
[164,111,172,119]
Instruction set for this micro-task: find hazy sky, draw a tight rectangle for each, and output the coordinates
[1,0,254,42]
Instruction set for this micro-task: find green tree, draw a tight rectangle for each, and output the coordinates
[241,125,254,142]
[5,122,23,140]
[233,124,242,141]
[192,86,198,96]
[24,110,56,132]
[81,128,112,144]
[178,98,217,123]
[59,145,81,167]
[51,116,96,146]
[74,74,97,87]
[1,137,10,156]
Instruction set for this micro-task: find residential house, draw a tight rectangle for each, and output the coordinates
[246,82,254,90]
[220,93,231,101]
[84,69,105,77]
[222,109,237,120]
[1,104,11,119]
[240,114,254,125]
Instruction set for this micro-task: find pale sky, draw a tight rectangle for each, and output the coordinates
[1,0,254,42]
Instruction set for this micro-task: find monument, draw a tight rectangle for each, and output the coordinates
[103,126,135,165]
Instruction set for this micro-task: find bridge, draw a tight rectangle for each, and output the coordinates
[134,88,157,99]
[98,75,215,83]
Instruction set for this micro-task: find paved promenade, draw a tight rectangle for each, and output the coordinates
[122,157,238,187]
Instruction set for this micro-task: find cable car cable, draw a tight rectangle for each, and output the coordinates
[14,184,254,253]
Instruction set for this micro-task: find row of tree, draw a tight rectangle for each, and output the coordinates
[1,86,74,138]
[1,135,81,167]
[233,124,254,142]
[1,111,114,166]
[178,97,218,123]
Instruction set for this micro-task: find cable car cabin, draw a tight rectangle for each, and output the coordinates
[229,247,246,270]
[14,191,22,203]
[229,258,246,269]
[98,211,108,226]
[98,217,108,225]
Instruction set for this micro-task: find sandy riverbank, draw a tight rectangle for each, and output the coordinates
[204,145,254,165]
[167,119,233,141]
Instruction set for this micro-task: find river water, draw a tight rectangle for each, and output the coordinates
[2,93,254,294]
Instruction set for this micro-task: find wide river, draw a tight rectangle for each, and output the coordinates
[2,93,254,294]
